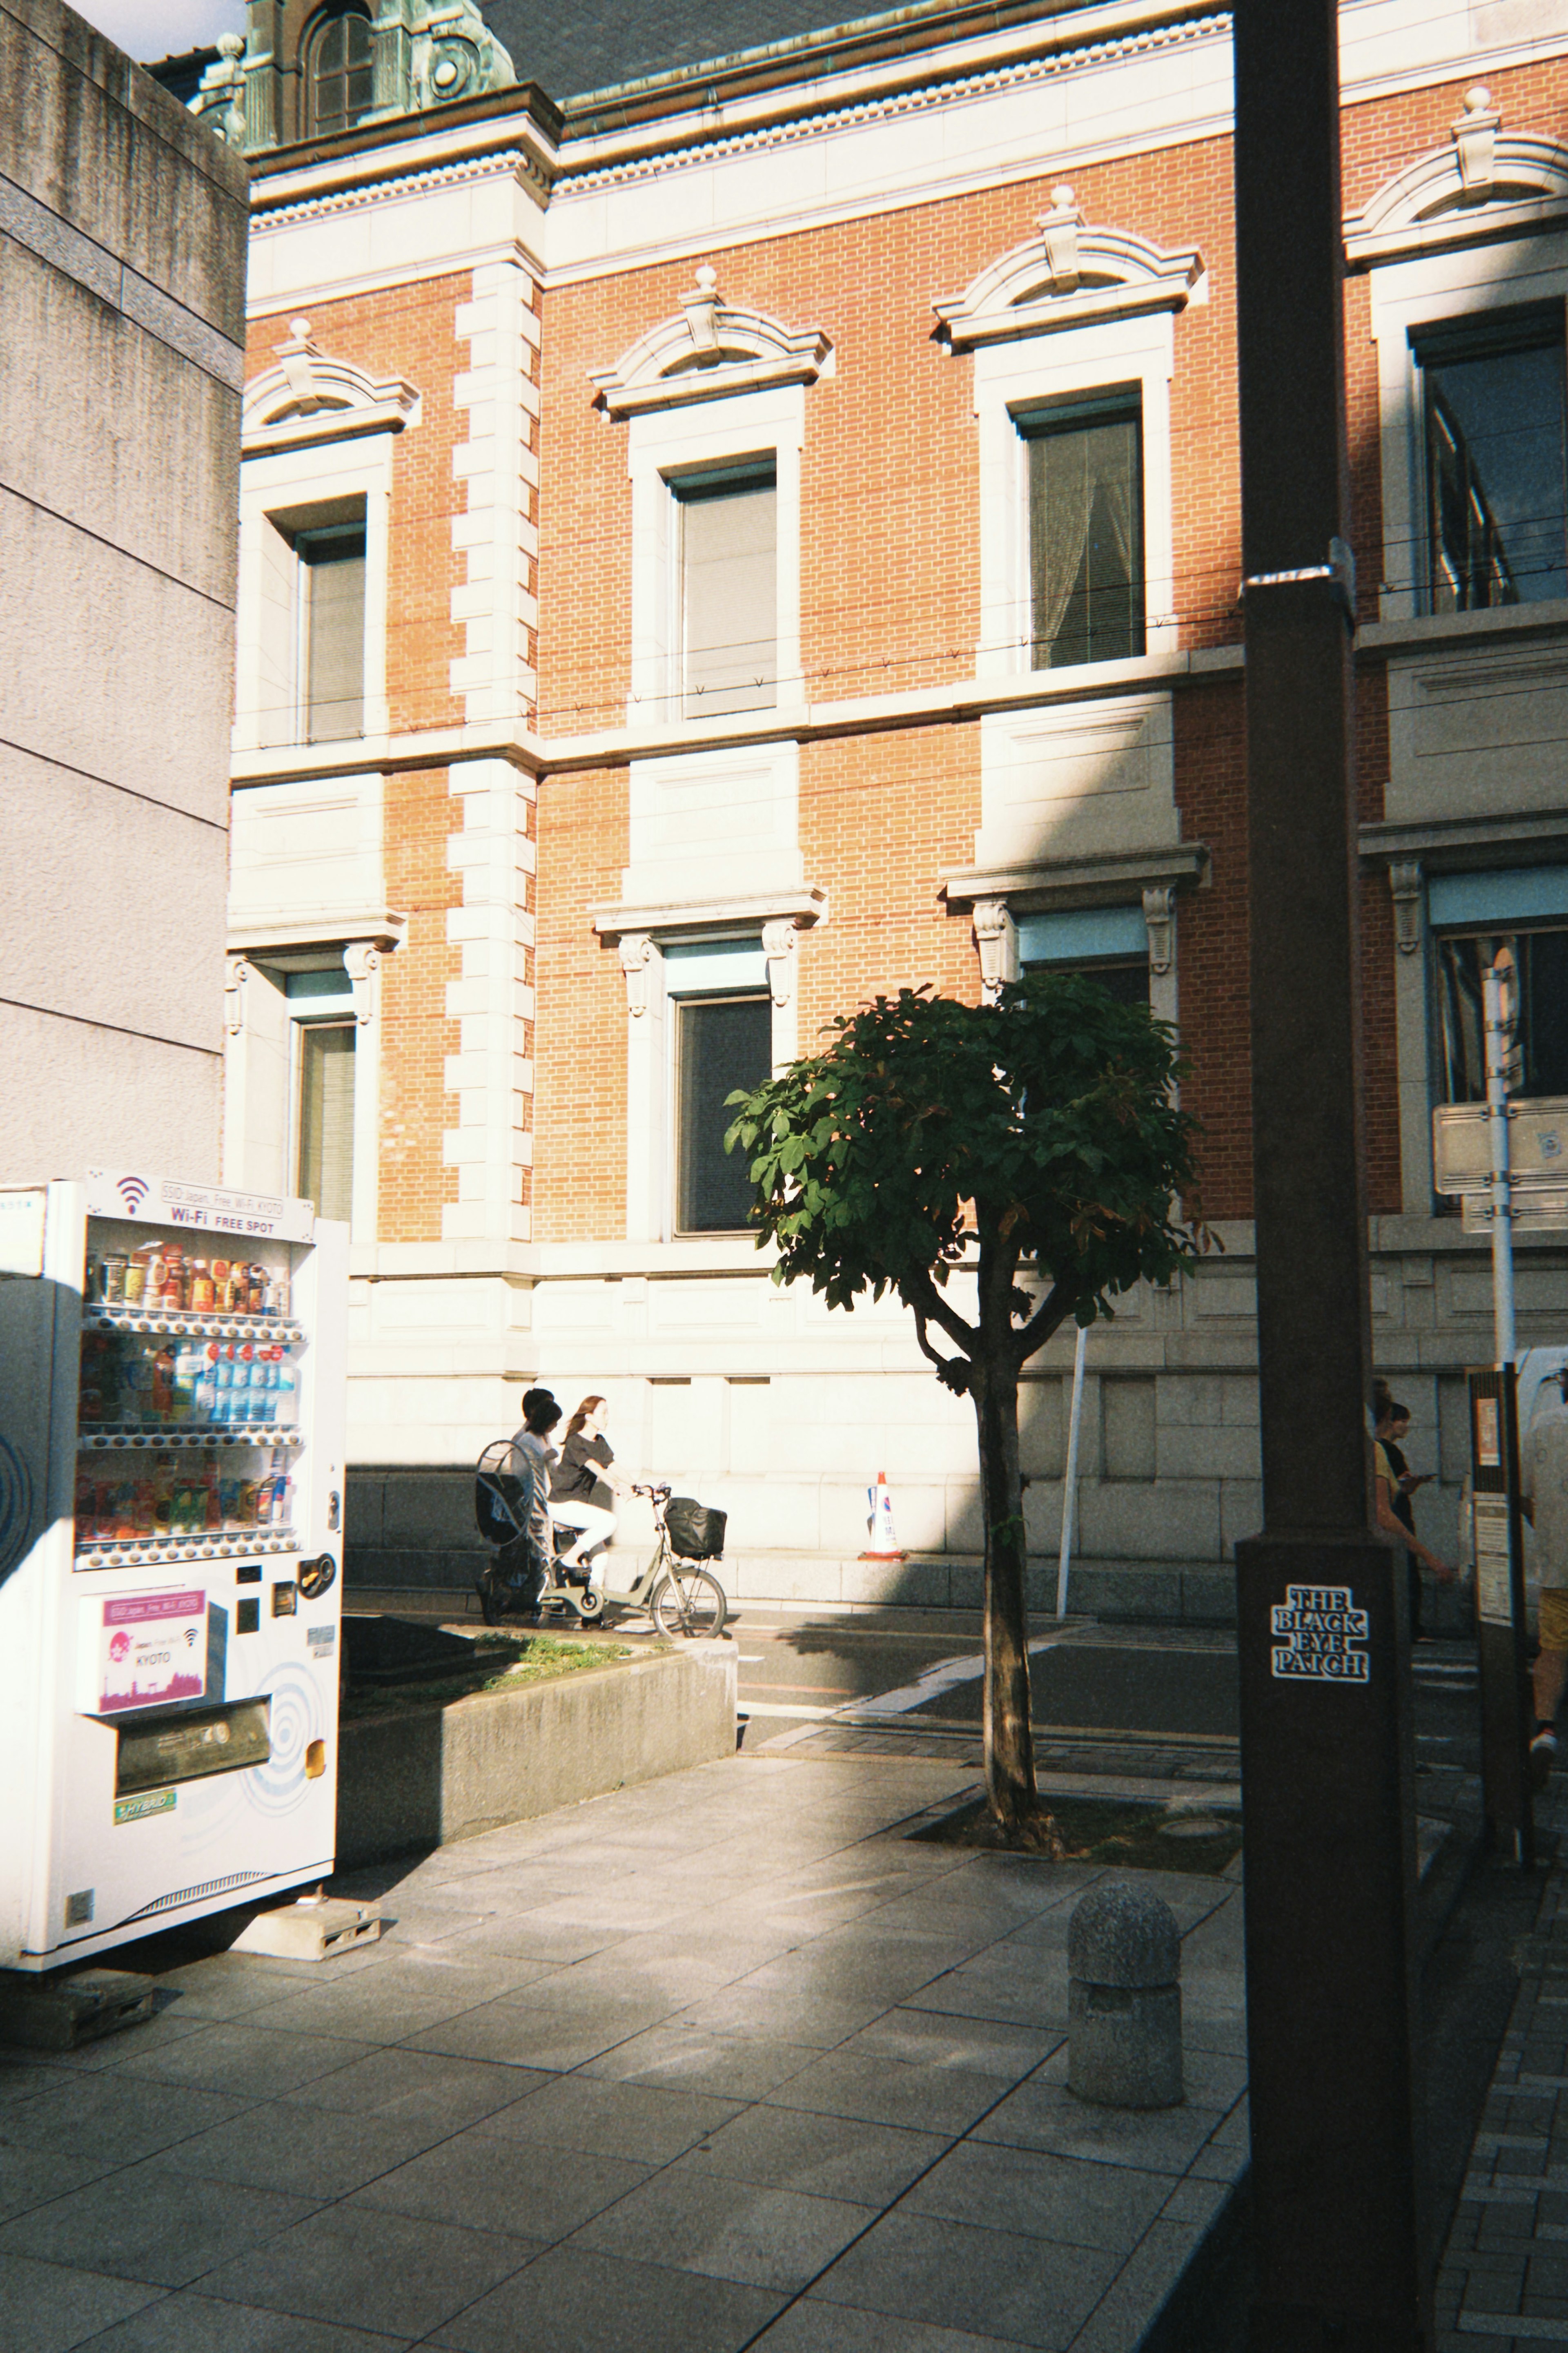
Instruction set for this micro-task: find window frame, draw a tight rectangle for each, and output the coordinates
[304,2,375,140]
[235,438,390,754]
[293,1008,357,1225]
[1413,305,1568,616]
[1369,235,1568,626]
[1018,389,1147,671]
[972,311,1176,681]
[671,459,780,721]
[626,386,803,729]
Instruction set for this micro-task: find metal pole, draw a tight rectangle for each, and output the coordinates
[1056,1322,1088,1619]
[1484,948,1516,1364]
[1232,4,1432,2346]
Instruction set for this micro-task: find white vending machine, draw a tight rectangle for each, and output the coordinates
[0,1171,349,1972]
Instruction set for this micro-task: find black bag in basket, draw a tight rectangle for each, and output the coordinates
[665,1496,726,1560]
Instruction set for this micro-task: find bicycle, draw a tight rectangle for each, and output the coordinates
[474,1447,727,1636]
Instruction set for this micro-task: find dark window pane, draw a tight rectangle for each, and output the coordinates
[1021,957,1149,1007]
[677,995,771,1233]
[1026,405,1143,668]
[1419,314,1567,611]
[310,7,374,136]
[1437,929,1568,1102]
[297,1022,355,1223]
[300,526,365,741]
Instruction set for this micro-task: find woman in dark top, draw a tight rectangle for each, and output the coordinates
[549,1394,623,1568]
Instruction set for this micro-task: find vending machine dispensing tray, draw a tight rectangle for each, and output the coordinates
[114,1699,272,1795]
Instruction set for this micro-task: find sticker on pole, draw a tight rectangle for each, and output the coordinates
[1270,1584,1370,1683]
[98,1590,206,1714]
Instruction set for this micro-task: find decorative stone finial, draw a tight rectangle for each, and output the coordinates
[1452,84,1500,196]
[217,30,244,57]
[682,265,724,352]
[1039,185,1085,293]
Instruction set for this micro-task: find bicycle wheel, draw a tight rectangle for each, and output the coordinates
[650,1566,727,1638]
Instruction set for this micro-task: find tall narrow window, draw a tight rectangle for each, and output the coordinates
[1024,396,1144,669]
[676,994,771,1233]
[675,466,777,718]
[1417,309,1568,612]
[307,5,374,137]
[296,1021,355,1223]
[298,522,365,742]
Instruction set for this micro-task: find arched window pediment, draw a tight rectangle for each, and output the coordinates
[934,188,1204,352]
[1345,87,1568,269]
[243,320,421,452]
[589,268,834,417]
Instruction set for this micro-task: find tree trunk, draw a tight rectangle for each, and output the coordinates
[972,1345,1038,1832]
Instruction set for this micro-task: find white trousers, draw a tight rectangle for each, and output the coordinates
[553,1498,616,1566]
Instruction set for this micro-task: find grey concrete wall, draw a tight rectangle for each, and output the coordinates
[336,1644,738,1867]
[0,0,248,1181]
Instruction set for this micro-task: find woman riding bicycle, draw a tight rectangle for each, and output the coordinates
[550,1394,626,1572]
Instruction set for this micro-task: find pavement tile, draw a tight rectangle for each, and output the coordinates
[473,2073,746,2163]
[811,2208,1117,2349]
[345,2132,652,2243]
[0,2250,165,2353]
[900,1972,1069,2033]
[1065,2217,1205,2353]
[198,2202,534,2338]
[570,2166,871,2292]
[900,2139,1176,2254]
[401,1996,676,2073]
[678,1984,893,2049]
[423,2243,786,2353]
[762,2048,1004,2137]
[835,2009,1059,2084]
[971,2079,1226,2172]
[69,2291,412,2350]
[0,2074,249,2164]
[752,2304,1029,2351]
[278,2048,541,2130]
[107,2022,374,2100]
[683,2106,947,2206]
[580,2021,822,2101]
[0,2157,318,2288]
[0,2143,120,2223]
[151,2097,453,2199]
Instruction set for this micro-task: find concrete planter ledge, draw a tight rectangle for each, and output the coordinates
[336,1641,737,1867]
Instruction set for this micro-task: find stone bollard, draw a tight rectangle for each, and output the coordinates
[1067,1881,1183,2110]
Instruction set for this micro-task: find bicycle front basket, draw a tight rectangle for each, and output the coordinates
[665,1496,726,1560]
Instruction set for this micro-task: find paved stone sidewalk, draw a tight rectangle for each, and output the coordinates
[0,1752,1247,2353]
[1437,1784,1568,2350]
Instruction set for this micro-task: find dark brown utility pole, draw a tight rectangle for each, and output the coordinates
[1232,3,1433,2348]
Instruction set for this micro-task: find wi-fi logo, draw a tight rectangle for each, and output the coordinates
[116,1175,149,1216]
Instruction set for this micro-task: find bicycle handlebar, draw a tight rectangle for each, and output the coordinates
[631,1482,672,1502]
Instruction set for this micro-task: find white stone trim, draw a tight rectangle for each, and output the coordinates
[969,306,1180,680]
[934,186,1203,351]
[1346,87,1568,270]
[451,256,540,726]
[625,382,806,727]
[443,757,535,1246]
[242,318,421,452]
[590,266,833,417]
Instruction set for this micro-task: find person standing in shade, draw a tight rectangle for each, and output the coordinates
[1376,1398,1437,1641]
[1524,1364,1568,1782]
[1374,1397,1452,1639]
[506,1386,561,1619]
[550,1394,624,1570]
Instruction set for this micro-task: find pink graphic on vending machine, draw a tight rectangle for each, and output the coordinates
[99,1589,206,1713]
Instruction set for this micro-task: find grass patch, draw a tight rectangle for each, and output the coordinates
[913,1792,1242,1876]
[341,1634,634,1720]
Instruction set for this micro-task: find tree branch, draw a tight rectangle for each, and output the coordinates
[1010,1278,1078,1369]
[906,1264,977,1355]
[913,1309,970,1395]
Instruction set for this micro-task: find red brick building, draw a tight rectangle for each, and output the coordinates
[175,0,1568,1610]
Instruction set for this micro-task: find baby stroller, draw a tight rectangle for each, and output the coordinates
[473,1441,596,1626]
[473,1440,548,1626]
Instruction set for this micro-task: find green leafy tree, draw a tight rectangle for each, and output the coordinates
[726,973,1205,1840]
